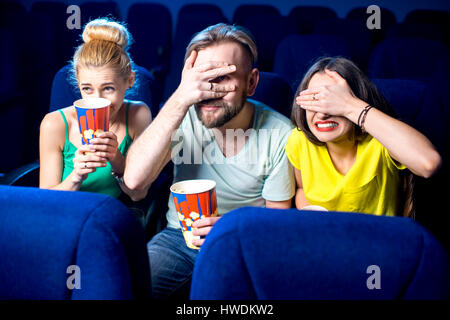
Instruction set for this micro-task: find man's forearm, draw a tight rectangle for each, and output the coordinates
[124,93,189,190]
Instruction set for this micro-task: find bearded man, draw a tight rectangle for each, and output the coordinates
[124,23,295,298]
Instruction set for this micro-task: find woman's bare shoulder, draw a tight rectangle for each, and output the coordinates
[40,107,74,141]
[127,100,152,118]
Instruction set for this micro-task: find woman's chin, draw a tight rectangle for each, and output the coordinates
[313,131,341,143]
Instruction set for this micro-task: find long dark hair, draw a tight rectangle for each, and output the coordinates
[291,57,394,146]
[290,56,414,218]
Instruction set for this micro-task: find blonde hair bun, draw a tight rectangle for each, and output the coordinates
[82,19,130,49]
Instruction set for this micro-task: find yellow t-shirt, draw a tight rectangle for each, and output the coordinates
[285,129,406,216]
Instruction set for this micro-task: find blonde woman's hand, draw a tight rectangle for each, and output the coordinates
[90,131,120,162]
[72,144,107,183]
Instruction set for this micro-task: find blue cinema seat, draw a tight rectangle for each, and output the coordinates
[232,4,280,26]
[368,38,450,118]
[79,1,121,26]
[314,18,372,72]
[162,4,228,102]
[386,22,445,43]
[238,12,295,72]
[371,79,446,153]
[287,6,337,35]
[371,78,449,251]
[404,9,450,46]
[127,3,172,106]
[252,71,293,118]
[31,1,81,69]
[190,207,450,300]
[346,6,397,47]
[0,185,151,299]
[273,34,351,90]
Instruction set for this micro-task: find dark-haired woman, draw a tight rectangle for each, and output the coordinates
[285,57,441,216]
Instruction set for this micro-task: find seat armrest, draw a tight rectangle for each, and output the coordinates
[0,161,40,186]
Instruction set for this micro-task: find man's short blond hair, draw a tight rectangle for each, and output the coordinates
[184,23,258,70]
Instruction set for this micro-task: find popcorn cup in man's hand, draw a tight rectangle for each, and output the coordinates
[170,179,218,250]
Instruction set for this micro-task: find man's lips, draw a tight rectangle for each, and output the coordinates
[200,104,221,111]
[314,121,339,132]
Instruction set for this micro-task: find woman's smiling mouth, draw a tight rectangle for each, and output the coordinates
[315,121,339,132]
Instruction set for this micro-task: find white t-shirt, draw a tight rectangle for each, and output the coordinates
[166,99,295,229]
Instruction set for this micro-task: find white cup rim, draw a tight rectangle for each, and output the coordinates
[170,179,216,194]
[300,205,328,212]
[73,97,111,109]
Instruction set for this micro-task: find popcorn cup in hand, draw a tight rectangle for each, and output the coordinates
[74,97,111,145]
[170,179,218,250]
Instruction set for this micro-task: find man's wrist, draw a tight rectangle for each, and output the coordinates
[168,89,193,113]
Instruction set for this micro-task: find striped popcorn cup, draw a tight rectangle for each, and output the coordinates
[170,179,218,250]
[74,98,111,145]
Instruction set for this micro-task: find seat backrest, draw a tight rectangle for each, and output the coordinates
[163,4,228,101]
[252,71,293,118]
[404,10,450,47]
[371,78,447,151]
[368,38,449,81]
[31,1,80,68]
[345,6,397,47]
[346,6,397,25]
[314,18,372,71]
[0,185,151,299]
[368,38,450,113]
[239,12,295,72]
[191,207,450,299]
[273,34,351,90]
[405,9,450,39]
[79,1,121,26]
[386,22,445,43]
[288,6,337,34]
[126,3,172,78]
[232,4,280,26]
[49,64,159,117]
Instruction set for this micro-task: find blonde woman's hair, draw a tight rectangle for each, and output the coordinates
[72,18,134,81]
[185,23,258,71]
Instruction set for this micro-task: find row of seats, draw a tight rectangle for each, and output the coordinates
[0,3,448,174]
[1,2,449,102]
[1,185,448,299]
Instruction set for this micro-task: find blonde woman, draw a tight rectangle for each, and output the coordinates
[39,19,151,201]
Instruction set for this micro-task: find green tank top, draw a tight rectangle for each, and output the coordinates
[59,102,133,198]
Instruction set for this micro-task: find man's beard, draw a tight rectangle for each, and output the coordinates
[194,93,247,128]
